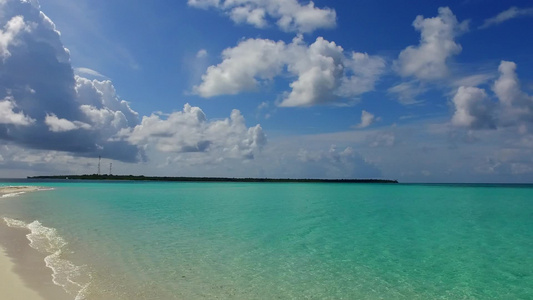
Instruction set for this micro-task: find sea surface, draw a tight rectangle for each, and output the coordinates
[1,180,532,299]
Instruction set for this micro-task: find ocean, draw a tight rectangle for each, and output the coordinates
[1,180,532,299]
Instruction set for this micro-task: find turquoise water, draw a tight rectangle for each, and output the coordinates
[1,181,532,299]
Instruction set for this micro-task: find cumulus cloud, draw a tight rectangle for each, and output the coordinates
[0,96,34,125]
[451,86,495,129]
[451,61,533,130]
[116,103,267,160]
[0,0,143,162]
[394,7,468,80]
[0,0,272,168]
[355,110,377,129]
[281,37,385,107]
[0,15,30,59]
[75,76,138,128]
[479,6,533,29]
[194,38,286,97]
[187,0,336,33]
[194,36,385,107]
[492,61,533,126]
[45,113,91,132]
[281,37,344,106]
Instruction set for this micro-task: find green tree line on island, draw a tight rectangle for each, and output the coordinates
[28,174,398,184]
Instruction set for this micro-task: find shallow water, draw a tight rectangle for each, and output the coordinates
[1,181,532,299]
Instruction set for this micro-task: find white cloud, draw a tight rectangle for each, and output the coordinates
[493,61,528,106]
[450,61,533,130]
[195,36,385,107]
[452,73,495,88]
[257,101,268,110]
[280,38,385,107]
[492,61,533,126]
[256,101,273,119]
[0,15,30,59]
[187,0,219,10]
[117,103,266,160]
[196,49,208,58]
[80,105,127,130]
[75,76,138,128]
[194,38,286,97]
[3,0,281,167]
[0,96,35,125]
[280,37,344,106]
[74,67,107,78]
[45,113,91,132]
[21,0,39,9]
[336,52,386,98]
[0,0,144,162]
[355,110,377,129]
[188,0,336,33]
[229,5,267,28]
[387,81,426,105]
[394,7,468,80]
[451,86,495,129]
[479,6,533,29]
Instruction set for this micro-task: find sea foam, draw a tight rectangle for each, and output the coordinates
[1,192,26,198]
[3,217,91,300]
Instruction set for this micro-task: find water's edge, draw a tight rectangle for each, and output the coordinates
[0,219,73,300]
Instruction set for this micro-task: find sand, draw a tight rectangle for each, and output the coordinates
[0,186,72,300]
[0,246,45,300]
[0,186,43,198]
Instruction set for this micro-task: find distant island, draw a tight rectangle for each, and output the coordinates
[28,174,398,184]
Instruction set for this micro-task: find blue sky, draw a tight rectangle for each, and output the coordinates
[1,0,533,182]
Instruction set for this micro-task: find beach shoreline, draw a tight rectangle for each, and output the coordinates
[0,186,72,300]
[0,185,45,198]
[0,221,72,300]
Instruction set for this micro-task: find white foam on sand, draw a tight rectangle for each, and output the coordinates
[3,217,92,300]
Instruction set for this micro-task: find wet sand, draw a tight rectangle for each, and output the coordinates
[0,186,72,300]
[0,245,45,300]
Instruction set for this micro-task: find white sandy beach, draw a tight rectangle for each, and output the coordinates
[0,247,45,300]
[0,186,43,198]
[0,186,72,300]
[0,223,71,300]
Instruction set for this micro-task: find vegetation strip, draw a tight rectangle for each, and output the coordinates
[28,175,398,184]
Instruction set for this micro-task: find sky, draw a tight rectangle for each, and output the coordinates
[1,0,533,183]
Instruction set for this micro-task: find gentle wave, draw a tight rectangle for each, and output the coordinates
[1,192,25,198]
[3,217,91,299]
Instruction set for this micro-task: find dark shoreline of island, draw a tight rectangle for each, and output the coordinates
[27,174,398,184]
